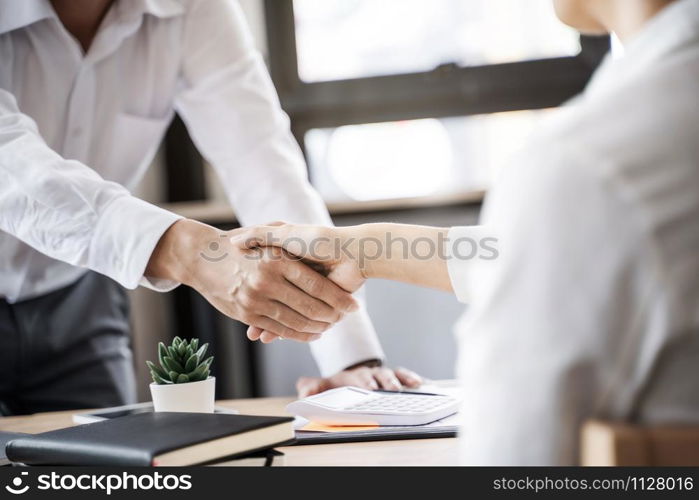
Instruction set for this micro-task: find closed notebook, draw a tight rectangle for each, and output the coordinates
[1,432,29,466]
[5,412,294,466]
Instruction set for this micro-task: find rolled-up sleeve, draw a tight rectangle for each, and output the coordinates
[0,89,181,290]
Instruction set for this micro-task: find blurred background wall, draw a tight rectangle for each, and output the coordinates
[129,0,608,399]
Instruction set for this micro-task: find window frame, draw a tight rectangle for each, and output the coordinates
[264,0,610,154]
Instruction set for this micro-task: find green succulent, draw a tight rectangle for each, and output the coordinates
[147,337,213,385]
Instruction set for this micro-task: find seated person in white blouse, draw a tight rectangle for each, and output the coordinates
[236,0,699,464]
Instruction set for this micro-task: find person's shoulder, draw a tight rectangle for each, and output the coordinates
[181,0,237,15]
[178,0,247,35]
[517,52,699,201]
[496,55,699,270]
[536,52,699,175]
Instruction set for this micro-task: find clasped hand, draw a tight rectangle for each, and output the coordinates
[146,219,358,342]
[146,219,422,395]
[229,222,366,343]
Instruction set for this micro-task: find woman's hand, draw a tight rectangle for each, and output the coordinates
[231,221,455,343]
[230,222,367,343]
[230,222,367,293]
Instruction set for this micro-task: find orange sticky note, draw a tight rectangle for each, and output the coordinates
[300,422,379,433]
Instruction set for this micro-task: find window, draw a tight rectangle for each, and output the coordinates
[293,0,580,82]
[265,0,609,203]
[306,110,552,202]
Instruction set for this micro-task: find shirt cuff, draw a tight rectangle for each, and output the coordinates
[309,294,385,377]
[446,225,492,304]
[89,195,183,290]
[139,275,181,293]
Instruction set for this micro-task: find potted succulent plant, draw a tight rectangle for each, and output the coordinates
[147,337,215,413]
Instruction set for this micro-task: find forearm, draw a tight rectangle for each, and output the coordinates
[344,223,453,292]
[145,218,213,287]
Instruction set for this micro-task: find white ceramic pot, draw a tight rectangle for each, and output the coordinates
[150,377,216,413]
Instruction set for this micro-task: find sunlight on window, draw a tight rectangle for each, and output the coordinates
[293,0,580,82]
[320,119,451,201]
[305,110,553,203]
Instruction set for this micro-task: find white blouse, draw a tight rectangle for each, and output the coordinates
[449,0,699,464]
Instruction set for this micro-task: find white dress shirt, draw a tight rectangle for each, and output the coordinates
[0,0,383,375]
[448,0,699,465]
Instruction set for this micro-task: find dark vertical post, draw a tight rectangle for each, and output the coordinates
[163,115,207,202]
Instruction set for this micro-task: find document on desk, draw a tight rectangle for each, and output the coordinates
[293,413,460,445]
[292,384,462,445]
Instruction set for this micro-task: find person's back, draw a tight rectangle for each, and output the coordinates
[554,5,699,425]
[455,0,699,464]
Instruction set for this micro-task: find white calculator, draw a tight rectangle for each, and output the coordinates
[286,386,460,426]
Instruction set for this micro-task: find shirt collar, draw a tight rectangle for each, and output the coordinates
[0,0,55,35]
[0,0,184,36]
[585,0,699,97]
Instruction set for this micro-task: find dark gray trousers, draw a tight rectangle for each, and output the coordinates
[0,272,137,415]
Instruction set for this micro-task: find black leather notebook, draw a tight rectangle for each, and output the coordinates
[5,412,294,466]
[1,432,29,466]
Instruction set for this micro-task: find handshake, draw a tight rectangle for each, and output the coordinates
[146,219,377,344]
[146,219,424,394]
[145,210,483,391]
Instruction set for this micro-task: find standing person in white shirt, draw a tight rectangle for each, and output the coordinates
[0,0,421,415]
[236,0,699,464]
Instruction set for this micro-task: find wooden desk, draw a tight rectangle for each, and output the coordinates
[0,397,459,466]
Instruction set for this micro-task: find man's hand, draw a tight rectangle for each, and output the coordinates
[231,222,368,342]
[146,219,359,342]
[296,366,423,398]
